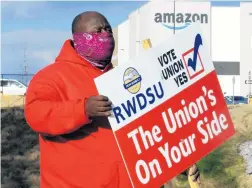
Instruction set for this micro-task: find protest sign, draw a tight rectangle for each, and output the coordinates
[95,24,235,188]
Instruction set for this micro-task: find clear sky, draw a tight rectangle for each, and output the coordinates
[1,1,244,74]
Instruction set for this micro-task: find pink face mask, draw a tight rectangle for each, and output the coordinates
[73,32,115,69]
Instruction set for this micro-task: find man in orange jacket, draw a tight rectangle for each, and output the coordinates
[25,11,200,188]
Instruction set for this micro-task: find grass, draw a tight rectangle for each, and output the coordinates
[1,107,40,188]
[172,104,252,188]
[1,105,252,188]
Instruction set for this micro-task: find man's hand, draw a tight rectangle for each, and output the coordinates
[85,95,112,117]
[187,164,200,184]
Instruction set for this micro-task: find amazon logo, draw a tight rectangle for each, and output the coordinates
[154,13,208,30]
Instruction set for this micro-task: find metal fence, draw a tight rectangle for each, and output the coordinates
[1,74,35,108]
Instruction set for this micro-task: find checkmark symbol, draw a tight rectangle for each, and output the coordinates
[188,34,203,72]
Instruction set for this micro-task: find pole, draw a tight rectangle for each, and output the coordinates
[248,71,251,104]
[173,0,176,35]
[232,76,235,105]
[24,45,28,85]
[1,74,3,94]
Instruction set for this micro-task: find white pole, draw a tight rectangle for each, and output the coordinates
[232,76,235,105]
[248,71,251,104]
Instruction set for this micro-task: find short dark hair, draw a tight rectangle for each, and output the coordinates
[72,14,82,34]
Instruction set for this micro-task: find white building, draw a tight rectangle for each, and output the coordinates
[112,1,252,97]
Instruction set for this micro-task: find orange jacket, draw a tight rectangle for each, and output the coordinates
[24,40,132,188]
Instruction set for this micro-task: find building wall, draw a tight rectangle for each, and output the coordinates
[211,7,241,96]
[211,7,240,62]
[127,0,211,60]
[138,0,174,51]
[217,75,240,96]
[129,10,140,59]
[214,61,240,75]
[173,1,211,51]
[111,27,118,67]
[118,20,130,66]
[240,2,252,96]
[114,2,250,96]
[116,5,240,65]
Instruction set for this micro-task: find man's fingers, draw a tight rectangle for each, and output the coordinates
[86,95,113,117]
[98,106,112,112]
[197,175,201,184]
[95,95,109,101]
[190,168,198,176]
[96,100,112,107]
[96,111,112,117]
[191,171,200,182]
[189,164,198,175]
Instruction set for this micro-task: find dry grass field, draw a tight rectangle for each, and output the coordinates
[1,107,40,188]
[1,105,252,188]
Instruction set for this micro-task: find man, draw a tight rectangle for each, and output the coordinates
[25,11,200,188]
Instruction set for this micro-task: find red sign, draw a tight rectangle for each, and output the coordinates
[95,24,235,188]
[115,71,235,188]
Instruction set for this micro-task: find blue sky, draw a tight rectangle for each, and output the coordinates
[1,1,244,74]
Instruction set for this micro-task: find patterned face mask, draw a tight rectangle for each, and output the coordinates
[73,32,115,69]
